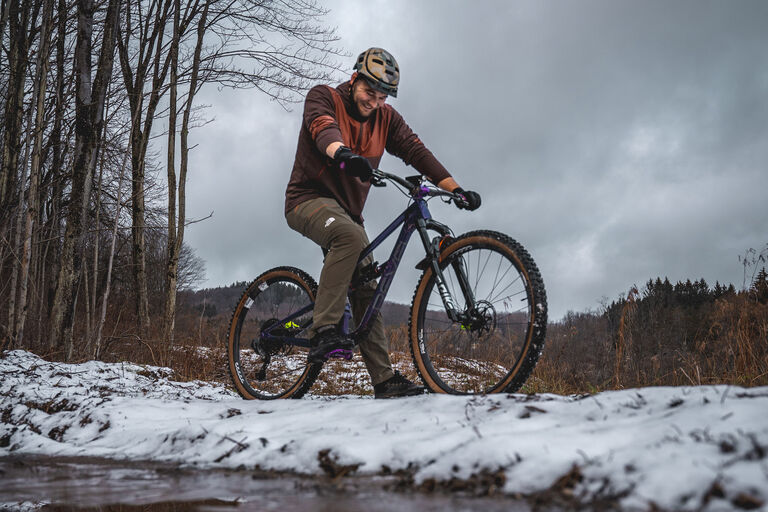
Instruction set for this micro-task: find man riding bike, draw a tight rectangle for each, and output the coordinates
[284,47,481,398]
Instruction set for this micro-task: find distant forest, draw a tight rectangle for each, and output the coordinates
[537,269,768,392]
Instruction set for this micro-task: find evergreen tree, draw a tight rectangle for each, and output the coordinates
[752,267,768,304]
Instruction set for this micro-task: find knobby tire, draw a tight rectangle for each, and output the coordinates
[227,266,322,399]
[408,230,547,394]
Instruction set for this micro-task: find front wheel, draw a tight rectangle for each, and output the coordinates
[409,231,547,394]
[227,266,322,399]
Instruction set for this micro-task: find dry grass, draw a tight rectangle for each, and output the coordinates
[10,292,767,398]
[529,294,768,395]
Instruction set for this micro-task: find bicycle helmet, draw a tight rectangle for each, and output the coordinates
[353,47,399,97]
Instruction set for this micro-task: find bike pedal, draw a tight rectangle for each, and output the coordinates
[325,349,353,361]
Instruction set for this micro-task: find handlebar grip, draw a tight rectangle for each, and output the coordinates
[453,194,469,209]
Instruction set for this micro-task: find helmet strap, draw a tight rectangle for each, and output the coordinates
[348,73,368,120]
[349,72,359,103]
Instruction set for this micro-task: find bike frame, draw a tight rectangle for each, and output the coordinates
[261,175,476,348]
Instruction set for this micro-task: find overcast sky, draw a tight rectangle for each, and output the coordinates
[183,0,768,321]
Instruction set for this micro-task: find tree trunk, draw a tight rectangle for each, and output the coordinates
[50,0,95,353]
[130,134,151,338]
[16,0,56,348]
[0,0,10,200]
[86,97,111,351]
[0,0,30,220]
[118,0,174,340]
[1,1,31,326]
[50,0,121,358]
[162,0,180,345]
[94,151,128,358]
[42,0,69,335]
[162,0,210,345]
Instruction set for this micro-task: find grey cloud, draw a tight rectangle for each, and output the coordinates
[183,0,768,320]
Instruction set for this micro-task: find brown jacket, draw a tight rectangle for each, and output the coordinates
[285,81,451,223]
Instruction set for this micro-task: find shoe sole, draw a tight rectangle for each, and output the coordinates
[374,386,426,399]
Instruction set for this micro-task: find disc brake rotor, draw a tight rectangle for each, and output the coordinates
[460,300,496,335]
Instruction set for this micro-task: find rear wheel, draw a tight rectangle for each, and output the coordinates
[409,231,547,394]
[227,266,321,399]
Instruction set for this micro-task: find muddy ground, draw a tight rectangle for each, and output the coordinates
[0,456,547,512]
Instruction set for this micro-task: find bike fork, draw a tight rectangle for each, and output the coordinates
[416,221,476,322]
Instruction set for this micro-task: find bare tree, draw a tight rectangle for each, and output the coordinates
[1,0,32,222]
[117,0,179,338]
[15,0,56,348]
[162,0,181,343]
[1,1,33,343]
[2,0,342,358]
[93,149,130,357]
[158,0,341,344]
[50,0,121,356]
[162,0,209,343]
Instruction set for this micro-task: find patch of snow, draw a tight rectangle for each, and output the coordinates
[2,350,767,510]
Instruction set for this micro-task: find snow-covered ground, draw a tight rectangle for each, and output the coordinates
[2,350,767,511]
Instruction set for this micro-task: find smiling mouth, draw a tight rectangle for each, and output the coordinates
[356,100,376,116]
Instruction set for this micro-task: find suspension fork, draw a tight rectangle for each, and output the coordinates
[415,219,477,322]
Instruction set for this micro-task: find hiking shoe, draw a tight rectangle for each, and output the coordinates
[373,371,425,399]
[308,327,354,363]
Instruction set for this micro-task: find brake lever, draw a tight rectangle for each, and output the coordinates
[370,175,386,187]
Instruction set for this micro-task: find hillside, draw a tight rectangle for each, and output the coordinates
[178,283,412,326]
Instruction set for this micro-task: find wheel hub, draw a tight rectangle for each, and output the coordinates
[460,300,496,335]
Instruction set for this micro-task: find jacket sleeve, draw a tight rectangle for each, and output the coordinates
[303,85,343,154]
[384,107,451,184]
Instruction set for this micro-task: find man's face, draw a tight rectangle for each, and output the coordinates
[352,79,388,118]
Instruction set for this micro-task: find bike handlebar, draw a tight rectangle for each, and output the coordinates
[371,169,470,208]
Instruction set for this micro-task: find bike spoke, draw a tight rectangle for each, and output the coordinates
[485,258,517,303]
[488,274,523,305]
[487,252,505,303]
[474,248,493,293]
[260,364,308,382]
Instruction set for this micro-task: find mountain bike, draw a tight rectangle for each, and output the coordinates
[227,169,547,399]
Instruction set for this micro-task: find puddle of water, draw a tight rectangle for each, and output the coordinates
[0,457,532,512]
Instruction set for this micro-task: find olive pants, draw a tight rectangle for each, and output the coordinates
[286,197,394,385]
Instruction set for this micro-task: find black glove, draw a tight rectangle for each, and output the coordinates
[452,187,481,211]
[333,146,373,182]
